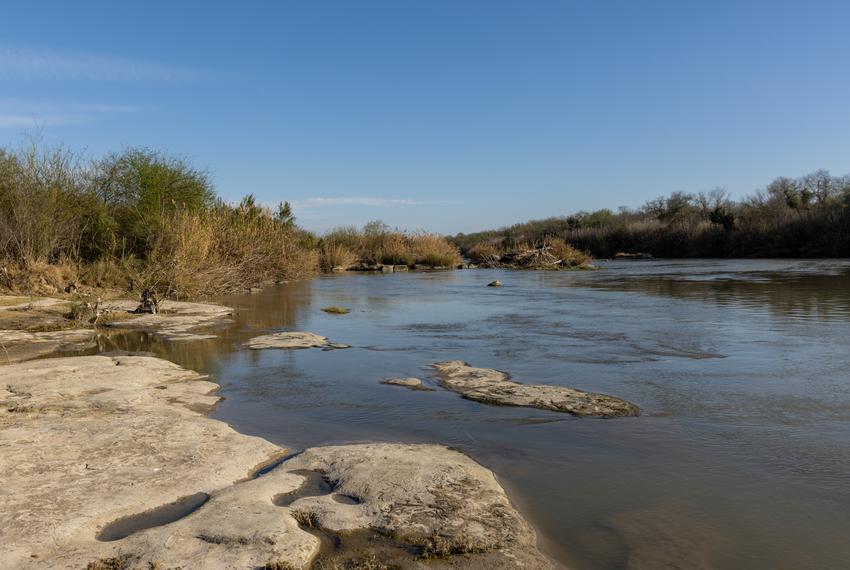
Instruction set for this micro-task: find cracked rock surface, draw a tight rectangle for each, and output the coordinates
[434,360,639,417]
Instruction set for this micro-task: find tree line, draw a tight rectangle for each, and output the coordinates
[453,171,850,258]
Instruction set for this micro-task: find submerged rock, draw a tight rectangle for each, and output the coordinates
[244,331,349,350]
[1,356,552,569]
[380,377,433,391]
[433,360,639,417]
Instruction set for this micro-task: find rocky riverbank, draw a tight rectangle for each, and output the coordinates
[1,352,553,569]
[0,296,235,363]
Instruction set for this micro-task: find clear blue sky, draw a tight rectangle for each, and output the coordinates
[2,1,849,234]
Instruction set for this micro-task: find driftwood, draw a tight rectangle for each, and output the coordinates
[477,244,589,269]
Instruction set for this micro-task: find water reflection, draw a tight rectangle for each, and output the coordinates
[585,260,850,322]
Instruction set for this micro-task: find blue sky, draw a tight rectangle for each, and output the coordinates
[2,1,849,234]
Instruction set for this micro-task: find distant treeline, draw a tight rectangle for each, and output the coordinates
[452,171,850,258]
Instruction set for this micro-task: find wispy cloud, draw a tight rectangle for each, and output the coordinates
[0,46,203,82]
[0,98,137,129]
[293,197,459,208]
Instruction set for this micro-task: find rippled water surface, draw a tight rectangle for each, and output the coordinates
[109,260,850,569]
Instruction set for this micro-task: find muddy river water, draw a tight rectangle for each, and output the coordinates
[101,260,850,569]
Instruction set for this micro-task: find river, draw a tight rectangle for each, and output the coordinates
[104,260,850,569]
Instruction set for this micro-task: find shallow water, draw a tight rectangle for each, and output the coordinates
[101,260,850,569]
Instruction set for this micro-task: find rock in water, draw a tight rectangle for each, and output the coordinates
[433,360,639,417]
[487,280,503,287]
[244,331,349,350]
[380,377,433,391]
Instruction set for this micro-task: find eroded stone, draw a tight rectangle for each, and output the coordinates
[1,356,554,569]
[244,331,348,350]
[381,377,433,391]
[0,355,291,568]
[434,360,639,417]
[282,443,553,568]
[104,300,234,341]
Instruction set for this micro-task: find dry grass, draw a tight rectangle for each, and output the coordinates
[467,242,501,264]
[543,237,593,267]
[411,233,462,267]
[376,232,416,266]
[139,207,318,297]
[319,242,358,271]
[414,532,490,559]
[264,561,298,570]
[291,509,320,528]
[0,260,77,295]
[84,557,128,570]
[321,224,461,269]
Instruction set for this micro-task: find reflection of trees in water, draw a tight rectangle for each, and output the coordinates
[591,270,850,321]
[93,281,316,377]
[96,331,226,377]
[217,280,313,331]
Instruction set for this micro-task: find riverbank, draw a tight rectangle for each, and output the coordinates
[0,292,565,568]
[0,353,554,569]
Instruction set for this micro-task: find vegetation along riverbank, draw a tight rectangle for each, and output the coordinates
[0,140,464,300]
[453,171,850,259]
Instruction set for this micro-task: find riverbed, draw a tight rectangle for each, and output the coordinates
[99,259,850,569]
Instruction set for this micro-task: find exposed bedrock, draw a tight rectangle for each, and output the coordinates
[381,377,433,390]
[103,299,234,341]
[1,356,551,569]
[244,331,350,350]
[434,360,639,417]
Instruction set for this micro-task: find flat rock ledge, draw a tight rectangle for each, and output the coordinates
[434,360,639,418]
[244,331,350,350]
[103,299,234,341]
[1,356,549,569]
[0,355,289,569]
[381,377,434,391]
[0,298,235,364]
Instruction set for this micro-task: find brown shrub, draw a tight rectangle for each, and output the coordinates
[467,242,501,264]
[142,207,317,297]
[320,242,357,271]
[410,233,461,267]
[544,237,592,267]
[0,259,77,295]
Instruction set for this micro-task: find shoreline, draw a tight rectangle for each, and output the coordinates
[0,296,558,569]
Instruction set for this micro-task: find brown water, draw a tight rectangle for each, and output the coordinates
[99,260,850,569]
